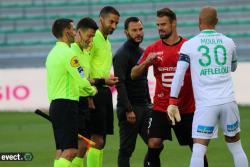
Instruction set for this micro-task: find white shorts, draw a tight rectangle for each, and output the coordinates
[192,101,240,139]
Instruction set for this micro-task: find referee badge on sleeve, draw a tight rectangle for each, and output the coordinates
[70,56,80,67]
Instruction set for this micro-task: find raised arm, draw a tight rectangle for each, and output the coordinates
[131,52,158,80]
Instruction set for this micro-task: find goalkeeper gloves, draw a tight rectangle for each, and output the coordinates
[167,97,181,125]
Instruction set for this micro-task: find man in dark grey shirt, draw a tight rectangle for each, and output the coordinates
[113,17,151,167]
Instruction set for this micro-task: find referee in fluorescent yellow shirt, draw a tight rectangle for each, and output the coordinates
[70,17,98,167]
[46,18,97,167]
[87,6,120,167]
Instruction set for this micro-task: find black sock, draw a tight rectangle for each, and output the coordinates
[144,147,163,167]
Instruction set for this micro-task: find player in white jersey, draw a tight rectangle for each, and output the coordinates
[167,6,248,167]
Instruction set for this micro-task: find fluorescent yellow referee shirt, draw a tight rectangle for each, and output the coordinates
[46,41,96,102]
[90,30,112,79]
[71,42,93,97]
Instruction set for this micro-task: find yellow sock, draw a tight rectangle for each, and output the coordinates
[54,159,59,167]
[87,147,103,167]
[99,150,103,167]
[72,157,84,167]
[58,157,72,167]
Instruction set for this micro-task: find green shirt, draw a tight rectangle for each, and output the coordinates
[46,41,96,102]
[71,43,93,97]
[90,30,112,78]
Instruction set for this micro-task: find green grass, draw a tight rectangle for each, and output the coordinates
[0,106,249,167]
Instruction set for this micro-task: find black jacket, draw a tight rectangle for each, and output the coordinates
[113,39,151,111]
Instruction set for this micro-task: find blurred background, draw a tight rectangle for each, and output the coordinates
[0,0,250,111]
[0,0,249,166]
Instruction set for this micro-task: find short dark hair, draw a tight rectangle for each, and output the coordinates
[157,8,176,22]
[99,6,120,17]
[52,18,73,38]
[77,17,98,31]
[124,17,141,30]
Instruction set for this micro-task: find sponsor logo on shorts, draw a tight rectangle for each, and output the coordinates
[197,125,214,134]
[227,121,239,132]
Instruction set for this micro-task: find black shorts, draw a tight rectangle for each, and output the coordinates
[49,99,78,150]
[172,113,193,146]
[89,86,114,135]
[148,110,172,140]
[78,97,90,138]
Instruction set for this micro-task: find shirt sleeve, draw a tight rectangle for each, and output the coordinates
[231,41,238,72]
[113,51,131,110]
[170,48,190,98]
[137,46,150,65]
[65,54,97,96]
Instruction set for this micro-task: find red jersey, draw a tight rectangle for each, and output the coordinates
[138,37,195,113]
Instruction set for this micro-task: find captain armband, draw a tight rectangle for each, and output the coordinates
[179,53,190,63]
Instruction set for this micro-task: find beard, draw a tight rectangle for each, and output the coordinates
[159,30,172,40]
[127,34,143,44]
[68,36,75,44]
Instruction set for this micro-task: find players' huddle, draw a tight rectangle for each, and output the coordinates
[46,5,248,167]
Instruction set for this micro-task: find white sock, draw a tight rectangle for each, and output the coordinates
[227,140,249,167]
[189,143,207,167]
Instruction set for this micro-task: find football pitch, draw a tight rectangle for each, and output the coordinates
[0,106,249,167]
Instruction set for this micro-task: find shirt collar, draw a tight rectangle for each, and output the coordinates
[56,41,70,48]
[201,29,216,34]
[71,43,83,53]
[96,29,108,41]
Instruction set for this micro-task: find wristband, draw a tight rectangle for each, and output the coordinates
[169,97,178,105]
[94,78,105,86]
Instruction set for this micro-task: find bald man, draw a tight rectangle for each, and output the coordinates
[167,6,249,167]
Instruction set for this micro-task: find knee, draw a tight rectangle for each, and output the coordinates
[55,150,62,159]
[62,148,78,160]
[77,142,88,157]
[91,135,105,149]
[225,133,240,143]
[148,138,163,148]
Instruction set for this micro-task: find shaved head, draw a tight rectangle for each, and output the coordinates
[199,6,218,29]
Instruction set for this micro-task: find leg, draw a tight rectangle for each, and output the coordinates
[175,113,209,167]
[88,87,112,167]
[138,106,150,165]
[144,111,172,167]
[50,100,79,167]
[189,138,209,167]
[188,142,209,167]
[61,148,78,161]
[72,140,88,167]
[144,138,164,167]
[72,97,90,167]
[225,133,248,167]
[117,106,141,167]
[221,102,248,167]
[139,106,150,144]
[189,105,221,167]
[54,150,62,167]
[87,134,105,167]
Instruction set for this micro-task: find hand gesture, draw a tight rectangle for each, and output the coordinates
[167,105,181,125]
[126,111,136,124]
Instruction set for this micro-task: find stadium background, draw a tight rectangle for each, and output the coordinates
[0,0,249,166]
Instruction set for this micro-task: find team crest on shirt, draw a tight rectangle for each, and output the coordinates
[70,56,80,67]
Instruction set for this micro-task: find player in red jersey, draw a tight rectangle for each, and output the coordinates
[131,8,208,167]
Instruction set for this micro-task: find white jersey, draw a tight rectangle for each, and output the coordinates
[178,29,237,107]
